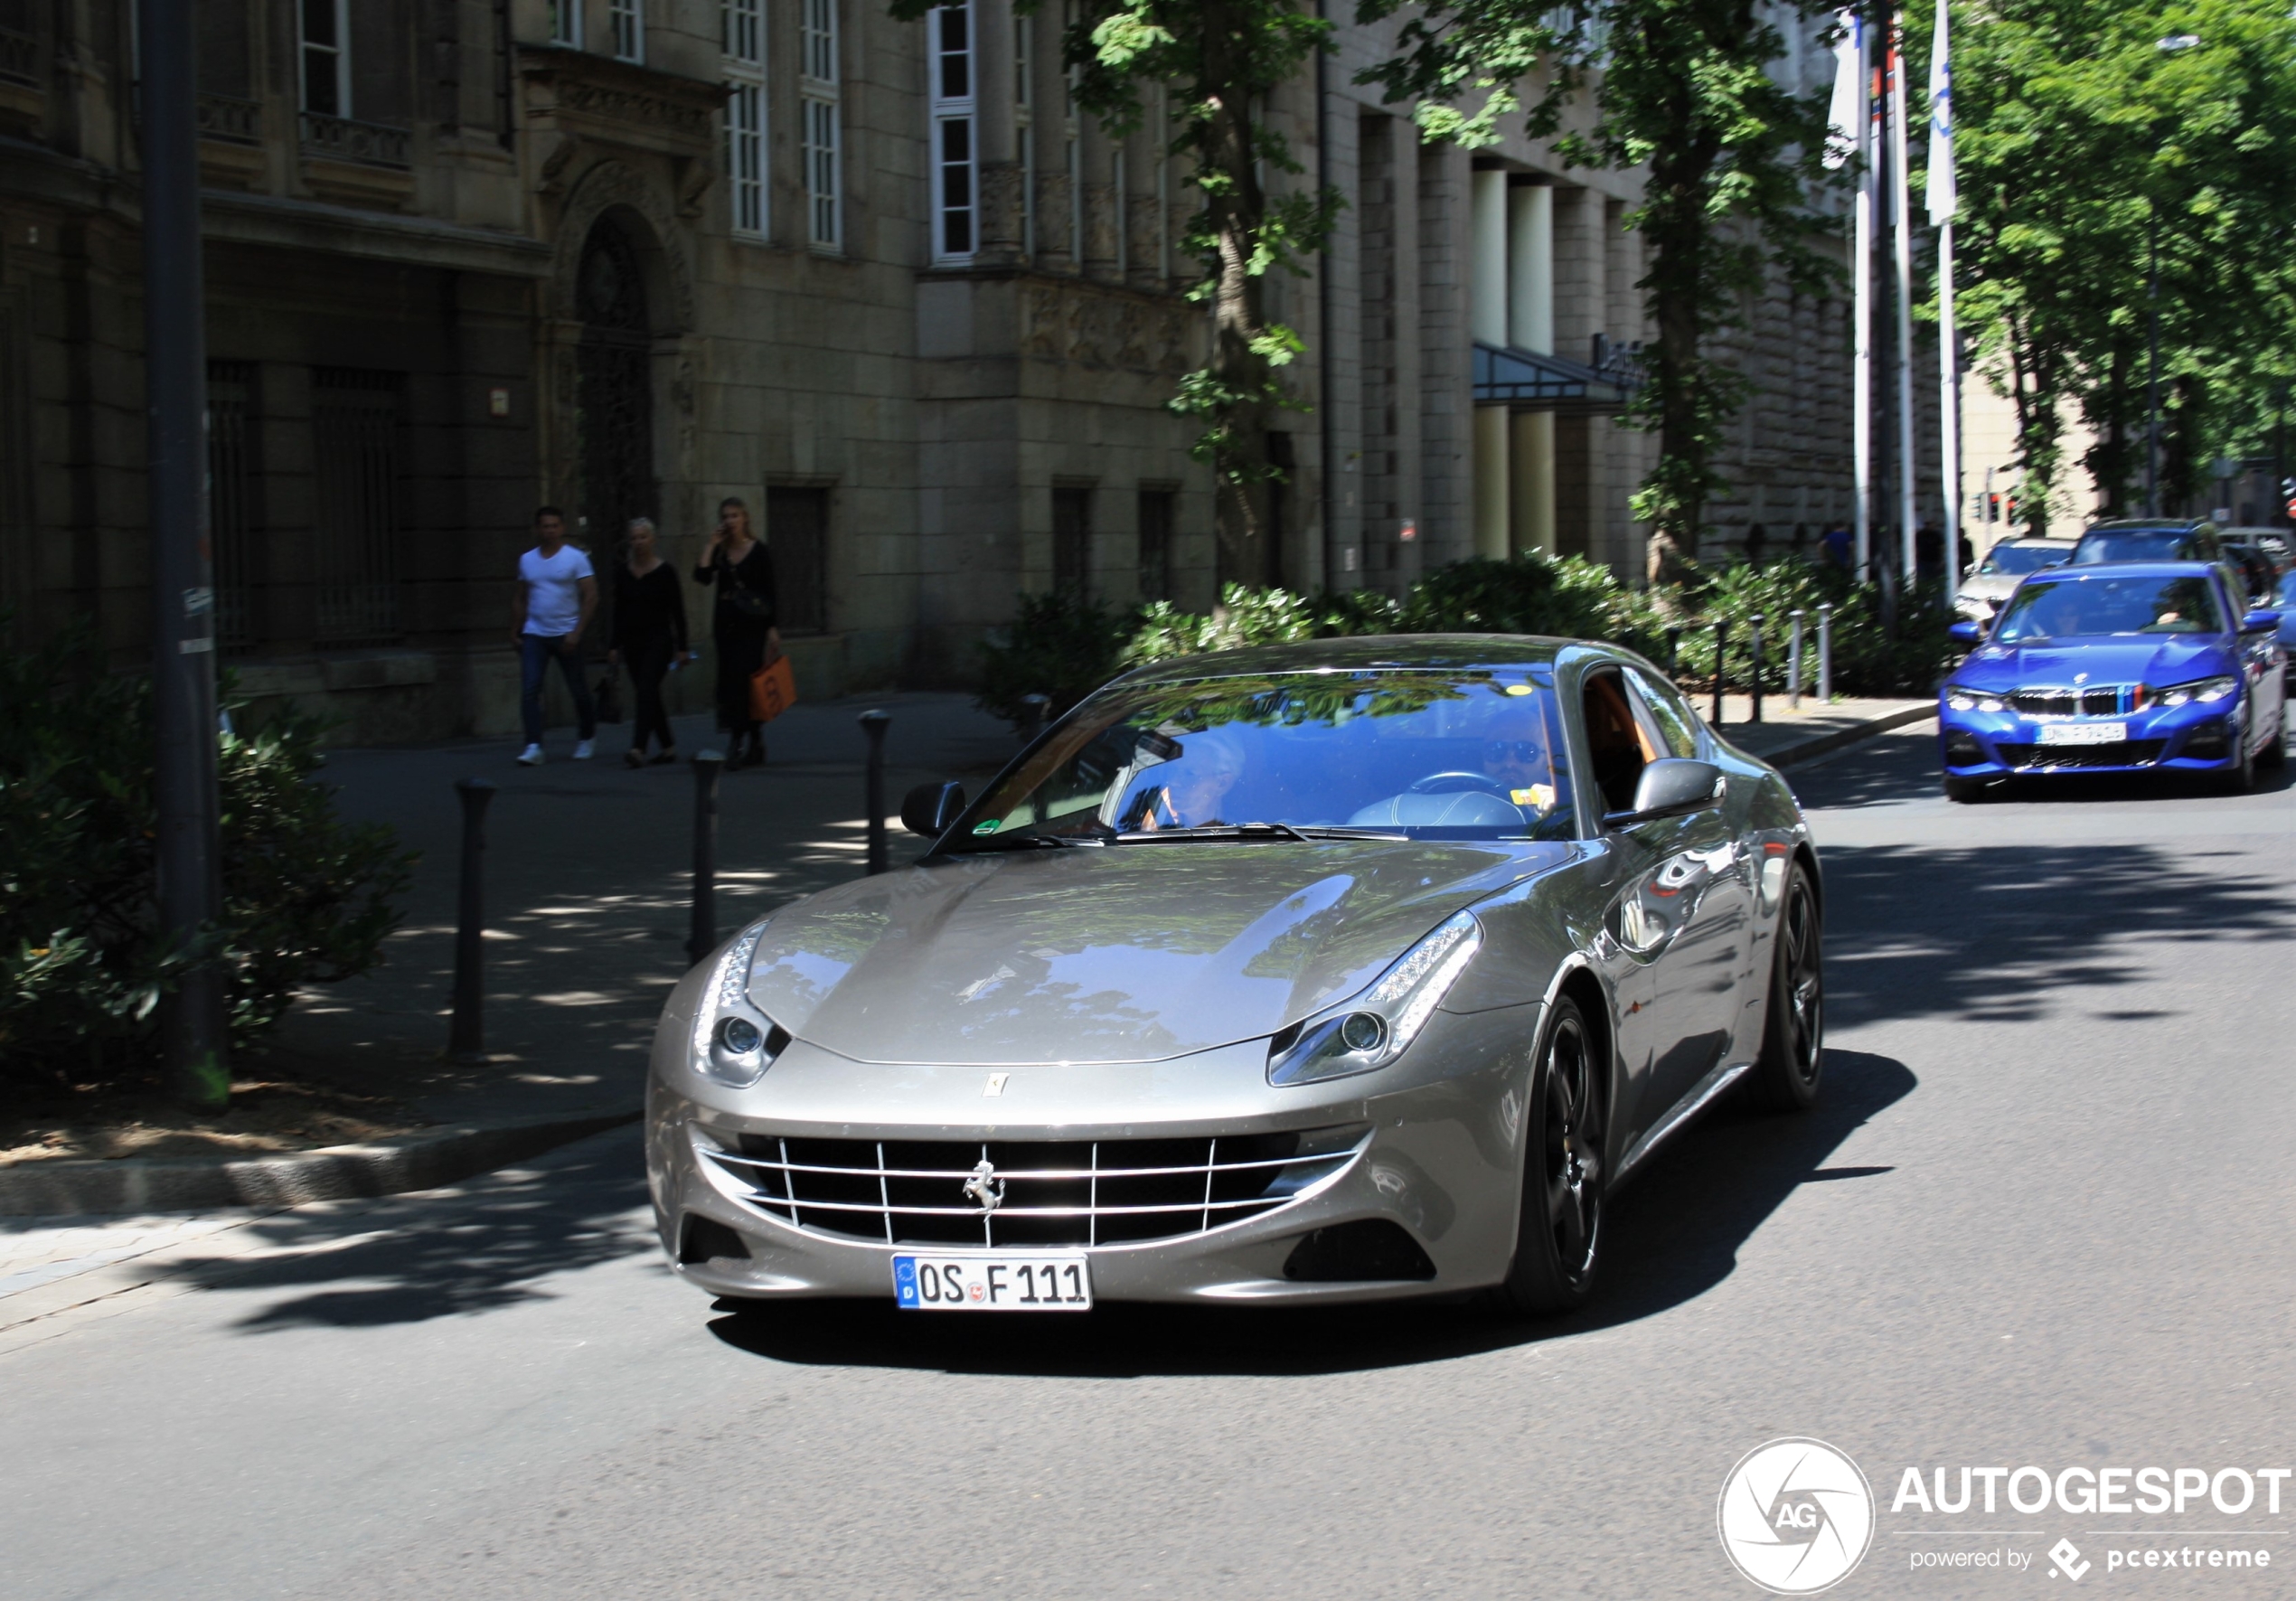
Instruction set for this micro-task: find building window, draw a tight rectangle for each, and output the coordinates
[311,368,405,645]
[1015,13,1034,257]
[930,2,975,261]
[767,486,831,633]
[727,81,766,236]
[298,0,350,117]
[802,0,842,250]
[1137,488,1173,603]
[548,0,581,49]
[1053,486,1092,597]
[207,362,259,652]
[609,0,644,64]
[724,1,766,238]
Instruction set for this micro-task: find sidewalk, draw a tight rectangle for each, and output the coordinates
[1,682,1926,1255]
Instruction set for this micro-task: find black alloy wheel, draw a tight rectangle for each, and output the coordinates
[1749,862,1824,1112]
[1495,995,1604,1315]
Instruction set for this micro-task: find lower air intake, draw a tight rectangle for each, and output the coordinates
[1283,1220,1437,1282]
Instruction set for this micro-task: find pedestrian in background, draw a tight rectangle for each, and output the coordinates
[514,504,598,767]
[693,495,779,769]
[608,516,690,768]
[1820,523,1852,569]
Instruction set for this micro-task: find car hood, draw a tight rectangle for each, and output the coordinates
[1956,573,2022,605]
[743,841,1565,1066]
[1955,635,2235,689]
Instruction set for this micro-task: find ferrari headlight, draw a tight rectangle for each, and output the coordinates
[690,921,789,1088]
[1945,684,2006,713]
[1267,911,1482,1087]
[2152,674,2236,708]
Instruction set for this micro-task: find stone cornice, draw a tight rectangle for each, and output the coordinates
[516,46,727,158]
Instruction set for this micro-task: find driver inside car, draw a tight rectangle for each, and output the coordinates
[1124,728,1246,829]
[1482,702,1559,820]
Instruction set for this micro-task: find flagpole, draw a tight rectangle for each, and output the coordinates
[1939,217,1961,606]
[1852,12,1875,581]
[1890,7,1918,592]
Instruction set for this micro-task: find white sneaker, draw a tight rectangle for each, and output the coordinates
[517,743,544,766]
[571,739,596,760]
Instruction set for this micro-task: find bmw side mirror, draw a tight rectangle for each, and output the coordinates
[1604,758,1725,829]
[900,780,967,839]
[1948,619,1983,645]
[2241,609,2281,635]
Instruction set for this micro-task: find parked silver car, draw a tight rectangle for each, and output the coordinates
[1955,536,2075,620]
[646,637,1824,1316]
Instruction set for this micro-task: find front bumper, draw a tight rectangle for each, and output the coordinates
[1937,698,2247,777]
[645,1004,1540,1307]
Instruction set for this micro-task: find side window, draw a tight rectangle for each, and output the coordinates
[1580,669,1656,816]
[1623,666,1699,758]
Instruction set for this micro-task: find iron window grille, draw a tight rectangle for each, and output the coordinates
[206,363,258,654]
[310,369,405,645]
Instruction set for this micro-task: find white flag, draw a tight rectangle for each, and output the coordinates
[1925,0,1956,221]
[1825,10,1863,171]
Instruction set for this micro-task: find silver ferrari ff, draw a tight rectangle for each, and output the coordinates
[645,636,1824,1316]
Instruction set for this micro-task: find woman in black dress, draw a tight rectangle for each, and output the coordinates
[692,496,779,768]
[607,517,690,768]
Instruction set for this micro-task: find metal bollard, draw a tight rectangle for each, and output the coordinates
[447,777,496,1064]
[1711,620,1729,727]
[1788,609,1805,710]
[1019,692,1050,744]
[1748,613,1765,725]
[860,709,891,876]
[686,749,724,964]
[1816,603,1835,702]
[1665,625,1683,680]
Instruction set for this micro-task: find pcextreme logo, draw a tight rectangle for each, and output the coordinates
[1717,1437,1877,1594]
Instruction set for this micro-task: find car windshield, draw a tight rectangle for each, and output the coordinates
[1976,543,2065,577]
[1992,574,2227,643]
[2072,531,2189,563]
[951,668,1581,846]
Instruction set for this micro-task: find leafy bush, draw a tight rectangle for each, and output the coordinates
[978,553,1958,730]
[0,633,414,1090]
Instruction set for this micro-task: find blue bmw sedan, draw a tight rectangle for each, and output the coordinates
[1937,561,2287,801]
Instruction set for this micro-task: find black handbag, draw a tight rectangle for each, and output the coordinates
[718,550,774,620]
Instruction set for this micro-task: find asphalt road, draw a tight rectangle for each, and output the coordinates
[5,718,2291,1600]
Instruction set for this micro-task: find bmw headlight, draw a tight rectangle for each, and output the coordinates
[690,921,790,1088]
[1267,911,1482,1087]
[2150,674,2236,708]
[1945,684,2007,713]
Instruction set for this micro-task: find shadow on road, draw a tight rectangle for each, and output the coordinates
[704,1049,1915,1378]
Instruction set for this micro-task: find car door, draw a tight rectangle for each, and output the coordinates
[1575,664,1753,1143]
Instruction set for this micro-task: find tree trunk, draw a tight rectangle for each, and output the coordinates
[1201,17,1275,590]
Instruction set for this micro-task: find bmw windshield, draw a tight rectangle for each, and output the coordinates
[1991,573,2227,644]
[951,669,1584,848]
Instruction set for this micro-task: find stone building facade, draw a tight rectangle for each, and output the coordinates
[0,1,1888,743]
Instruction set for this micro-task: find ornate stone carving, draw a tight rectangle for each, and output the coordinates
[551,160,695,332]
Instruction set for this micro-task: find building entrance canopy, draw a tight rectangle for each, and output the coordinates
[1471,340,1642,414]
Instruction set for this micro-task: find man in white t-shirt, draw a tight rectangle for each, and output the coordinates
[513,505,599,765]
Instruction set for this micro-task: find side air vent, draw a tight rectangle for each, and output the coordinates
[1283,1220,1437,1282]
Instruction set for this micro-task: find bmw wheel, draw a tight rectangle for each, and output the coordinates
[1494,994,1604,1315]
[1748,862,1824,1112]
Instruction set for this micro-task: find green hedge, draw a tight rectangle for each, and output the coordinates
[978,554,1956,728]
[1,631,414,1091]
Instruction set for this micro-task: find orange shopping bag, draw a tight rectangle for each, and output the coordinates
[748,653,798,722]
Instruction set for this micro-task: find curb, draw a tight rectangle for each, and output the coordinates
[0,1108,641,1220]
[1764,704,1935,769]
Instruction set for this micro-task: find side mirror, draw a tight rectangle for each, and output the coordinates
[899,780,967,840]
[2241,609,2282,635]
[1604,758,1725,829]
[1948,619,1983,645]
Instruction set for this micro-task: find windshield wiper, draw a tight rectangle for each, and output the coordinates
[948,831,1105,852]
[1114,822,1406,843]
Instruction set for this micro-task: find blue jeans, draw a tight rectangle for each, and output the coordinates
[520,634,596,748]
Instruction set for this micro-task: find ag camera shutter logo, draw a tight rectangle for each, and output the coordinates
[1717,1437,1876,1594]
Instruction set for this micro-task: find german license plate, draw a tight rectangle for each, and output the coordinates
[892,1253,1091,1311]
[2037,721,2126,746]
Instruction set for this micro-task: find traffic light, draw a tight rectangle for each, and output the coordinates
[1986,492,2001,523]
[2282,477,2296,522]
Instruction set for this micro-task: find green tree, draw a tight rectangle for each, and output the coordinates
[1936,0,2296,526]
[1361,0,1840,579]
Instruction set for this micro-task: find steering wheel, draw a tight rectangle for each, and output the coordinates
[1407,770,1513,798]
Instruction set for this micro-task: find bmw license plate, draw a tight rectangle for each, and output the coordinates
[892,1253,1092,1311]
[2037,721,2126,746]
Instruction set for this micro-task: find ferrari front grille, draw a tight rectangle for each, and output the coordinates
[702,1128,1369,1248]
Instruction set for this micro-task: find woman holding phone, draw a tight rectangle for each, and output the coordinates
[692,495,779,768]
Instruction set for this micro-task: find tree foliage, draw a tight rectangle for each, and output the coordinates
[1360,0,1840,575]
[1935,0,2296,527]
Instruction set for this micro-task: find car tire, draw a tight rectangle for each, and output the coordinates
[2259,722,2288,770]
[1492,994,1604,1316]
[2217,736,2257,795]
[1747,862,1824,1113]
[1942,777,1989,804]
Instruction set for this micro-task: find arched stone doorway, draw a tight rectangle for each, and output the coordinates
[575,215,658,555]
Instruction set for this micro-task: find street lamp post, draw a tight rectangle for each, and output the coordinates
[2148,33,2202,517]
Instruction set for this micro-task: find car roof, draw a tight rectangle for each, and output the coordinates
[2079,520,2210,535]
[1993,536,2075,546]
[2021,560,2226,581]
[1113,633,1578,685]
